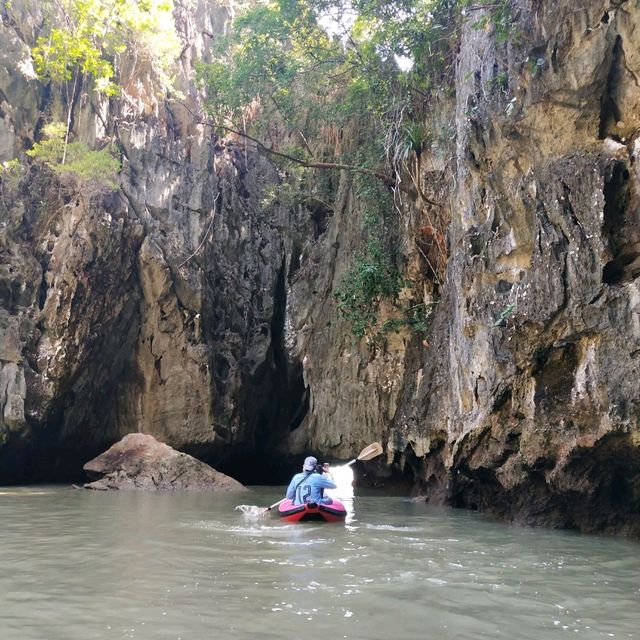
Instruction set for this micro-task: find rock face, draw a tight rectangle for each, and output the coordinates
[1,0,640,536]
[83,433,246,491]
[392,0,640,536]
[0,0,304,482]
[278,0,640,536]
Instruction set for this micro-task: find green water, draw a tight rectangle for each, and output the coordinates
[0,486,638,639]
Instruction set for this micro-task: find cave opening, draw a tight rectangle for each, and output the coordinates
[219,255,310,486]
[0,396,113,486]
[269,258,310,436]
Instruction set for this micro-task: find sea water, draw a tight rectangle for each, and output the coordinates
[1,485,638,640]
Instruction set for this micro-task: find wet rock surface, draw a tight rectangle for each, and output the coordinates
[83,433,246,491]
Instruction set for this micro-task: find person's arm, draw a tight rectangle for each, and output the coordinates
[318,473,337,490]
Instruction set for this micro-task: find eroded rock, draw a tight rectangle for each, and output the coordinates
[393,1,640,536]
[83,433,246,491]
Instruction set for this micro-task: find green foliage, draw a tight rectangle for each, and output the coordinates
[33,24,117,95]
[198,0,519,143]
[28,1,178,187]
[334,169,443,340]
[33,0,181,95]
[27,122,120,189]
[61,144,121,188]
[333,173,404,339]
[355,171,389,227]
[403,121,429,156]
[199,0,462,147]
[343,0,458,93]
[197,0,518,340]
[390,119,430,187]
[379,302,435,335]
[463,0,517,44]
[489,71,509,94]
[335,249,437,340]
[334,237,402,340]
[402,302,434,333]
[197,0,341,140]
[0,159,24,206]
[26,123,67,164]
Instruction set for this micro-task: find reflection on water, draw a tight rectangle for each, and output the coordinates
[1,486,639,640]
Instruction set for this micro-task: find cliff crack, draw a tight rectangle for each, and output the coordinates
[602,160,637,284]
[0,373,10,423]
[599,35,624,139]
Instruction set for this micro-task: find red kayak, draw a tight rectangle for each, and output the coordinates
[278,499,347,523]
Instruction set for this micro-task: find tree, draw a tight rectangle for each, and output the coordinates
[198,0,459,202]
[197,0,463,339]
[32,0,181,167]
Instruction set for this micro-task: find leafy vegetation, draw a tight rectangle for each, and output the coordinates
[335,237,402,339]
[334,233,438,340]
[29,0,180,180]
[197,0,518,339]
[332,172,398,338]
[493,302,515,327]
[379,302,436,334]
[33,0,180,95]
[0,159,24,207]
[197,0,516,155]
[27,122,120,191]
[464,0,516,44]
[198,0,461,161]
[333,171,439,340]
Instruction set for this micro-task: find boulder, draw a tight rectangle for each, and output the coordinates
[83,433,246,491]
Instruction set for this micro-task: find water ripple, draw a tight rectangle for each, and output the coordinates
[1,488,639,640]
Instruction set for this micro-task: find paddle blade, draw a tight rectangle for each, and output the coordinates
[235,505,266,517]
[356,441,383,461]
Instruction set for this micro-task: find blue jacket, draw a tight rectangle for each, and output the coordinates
[286,471,337,505]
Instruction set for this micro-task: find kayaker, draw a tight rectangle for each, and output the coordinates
[286,456,337,505]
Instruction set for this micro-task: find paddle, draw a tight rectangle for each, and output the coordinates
[259,441,384,515]
[344,441,383,466]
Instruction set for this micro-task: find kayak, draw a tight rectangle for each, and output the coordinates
[278,498,347,523]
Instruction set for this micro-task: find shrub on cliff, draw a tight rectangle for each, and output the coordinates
[27,122,120,192]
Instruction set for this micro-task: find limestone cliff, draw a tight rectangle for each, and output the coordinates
[394,0,640,536]
[1,0,640,536]
[0,0,304,481]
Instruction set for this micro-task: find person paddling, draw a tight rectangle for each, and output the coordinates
[286,456,337,505]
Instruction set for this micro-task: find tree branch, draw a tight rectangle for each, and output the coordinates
[177,192,221,268]
[174,100,442,203]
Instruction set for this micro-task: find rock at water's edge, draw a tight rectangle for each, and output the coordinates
[83,433,246,491]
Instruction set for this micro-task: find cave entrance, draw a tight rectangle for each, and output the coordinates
[219,257,310,485]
